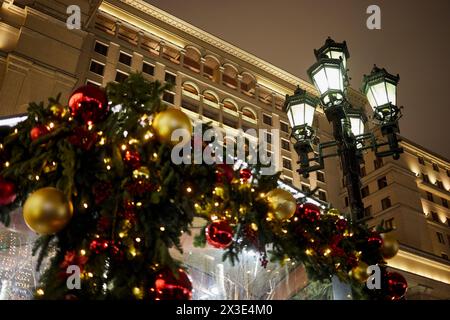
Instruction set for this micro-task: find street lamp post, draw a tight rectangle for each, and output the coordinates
[284,37,403,222]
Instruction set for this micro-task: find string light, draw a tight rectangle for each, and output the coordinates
[135,237,141,243]
[80,249,86,256]
[4,161,10,168]
[36,289,44,296]
[83,203,88,209]
[35,175,40,181]
[160,226,165,232]
[121,144,127,151]
[186,187,192,193]
[323,248,332,257]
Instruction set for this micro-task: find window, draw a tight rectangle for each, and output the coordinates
[283,176,293,184]
[442,253,449,260]
[281,139,290,151]
[316,171,325,183]
[374,157,383,170]
[381,197,392,210]
[94,41,108,56]
[360,166,366,177]
[385,218,395,229]
[165,71,177,85]
[280,121,289,133]
[283,158,292,170]
[344,197,349,207]
[263,114,272,126]
[89,60,104,76]
[86,80,101,87]
[441,198,449,208]
[318,190,327,201]
[223,117,237,129]
[265,132,272,144]
[115,70,128,83]
[447,219,450,228]
[361,186,370,198]
[418,156,425,165]
[436,180,444,190]
[118,51,132,66]
[377,176,388,190]
[143,62,155,75]
[162,91,175,104]
[447,235,450,247]
[431,211,440,222]
[301,184,310,193]
[447,169,450,178]
[436,232,445,244]
[363,206,372,217]
[426,192,434,202]
[422,173,430,183]
[433,163,440,172]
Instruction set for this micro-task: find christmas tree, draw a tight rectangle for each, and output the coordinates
[0,74,407,300]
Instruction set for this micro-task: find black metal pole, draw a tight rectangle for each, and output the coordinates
[326,105,364,222]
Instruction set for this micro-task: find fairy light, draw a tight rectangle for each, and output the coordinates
[36,289,44,296]
[305,248,314,256]
[210,215,218,221]
[135,237,141,243]
[153,152,158,159]
[281,229,288,234]
[136,202,142,207]
[128,138,139,145]
[87,272,94,278]
[144,131,153,140]
[80,249,86,256]
[106,165,111,170]
[83,203,88,209]
[214,202,219,207]
[35,175,40,181]
[48,122,55,129]
[186,187,192,193]
[4,161,10,168]
[119,232,125,238]
[259,193,265,198]
[121,144,127,151]
[99,137,106,145]
[159,226,165,232]
[323,248,332,257]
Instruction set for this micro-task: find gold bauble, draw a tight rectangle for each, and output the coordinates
[266,188,296,221]
[50,104,68,118]
[23,187,73,235]
[327,208,340,216]
[381,232,399,259]
[349,261,370,283]
[152,108,192,145]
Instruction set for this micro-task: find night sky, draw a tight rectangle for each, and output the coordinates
[147,0,450,159]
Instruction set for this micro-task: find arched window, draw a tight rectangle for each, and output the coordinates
[204,55,220,82]
[184,46,201,72]
[222,64,238,89]
[223,98,238,114]
[182,82,200,100]
[242,107,257,121]
[240,72,256,97]
[203,90,219,106]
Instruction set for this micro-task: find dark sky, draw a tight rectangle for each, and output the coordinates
[147,0,450,159]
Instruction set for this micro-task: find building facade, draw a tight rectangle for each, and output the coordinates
[0,0,449,299]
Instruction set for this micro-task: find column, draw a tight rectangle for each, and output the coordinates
[271,92,276,109]
[200,57,206,77]
[254,84,260,102]
[137,31,144,48]
[237,74,243,93]
[219,66,224,86]
[114,21,121,38]
[218,102,224,127]
[159,40,165,58]
[179,48,186,67]
[199,94,204,118]
[174,71,182,107]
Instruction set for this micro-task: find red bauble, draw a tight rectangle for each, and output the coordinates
[385,272,408,300]
[68,127,98,151]
[335,218,348,231]
[368,231,383,249]
[126,179,153,196]
[152,268,192,300]
[239,168,252,182]
[215,164,234,184]
[30,124,49,141]
[0,177,16,206]
[205,220,233,249]
[295,202,321,222]
[123,150,141,169]
[68,85,109,124]
[89,239,110,254]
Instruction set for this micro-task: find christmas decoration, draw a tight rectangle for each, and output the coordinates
[151,268,192,300]
[0,177,16,206]
[59,250,88,275]
[68,127,98,151]
[50,104,68,119]
[295,202,321,222]
[239,168,252,182]
[152,108,192,145]
[30,125,49,141]
[349,261,369,283]
[367,231,383,249]
[68,85,109,124]
[89,239,110,254]
[23,187,73,235]
[335,218,347,232]
[385,271,408,300]
[215,164,234,183]
[266,188,296,221]
[380,232,399,259]
[123,150,141,169]
[92,181,113,205]
[205,220,233,249]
